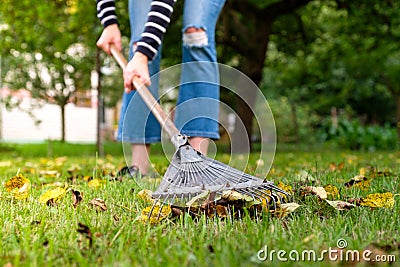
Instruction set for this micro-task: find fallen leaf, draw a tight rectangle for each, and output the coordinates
[43,181,65,188]
[273,203,301,218]
[71,190,83,208]
[360,192,395,208]
[90,198,107,212]
[221,190,253,202]
[4,173,31,200]
[215,205,229,218]
[344,175,370,190]
[301,186,327,199]
[77,222,92,248]
[329,161,345,171]
[38,187,67,206]
[137,189,154,203]
[88,178,106,189]
[325,200,356,211]
[139,205,171,224]
[39,170,60,178]
[277,181,293,200]
[324,184,340,200]
[186,191,210,207]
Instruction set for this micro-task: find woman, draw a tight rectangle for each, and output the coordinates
[96,0,226,177]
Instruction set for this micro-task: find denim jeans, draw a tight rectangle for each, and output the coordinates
[117,0,226,143]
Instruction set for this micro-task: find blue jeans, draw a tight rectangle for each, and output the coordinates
[117,0,225,143]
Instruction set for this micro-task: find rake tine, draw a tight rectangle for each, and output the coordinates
[148,196,162,221]
[155,195,170,222]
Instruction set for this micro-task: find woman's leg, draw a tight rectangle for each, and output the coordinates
[117,0,162,174]
[174,0,226,155]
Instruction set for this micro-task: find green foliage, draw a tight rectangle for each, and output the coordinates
[323,117,398,151]
[268,97,320,143]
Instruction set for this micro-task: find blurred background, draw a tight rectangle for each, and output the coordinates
[0,0,399,153]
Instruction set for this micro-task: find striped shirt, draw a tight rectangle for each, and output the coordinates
[96,0,176,59]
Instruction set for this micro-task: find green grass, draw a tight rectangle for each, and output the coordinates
[0,142,399,266]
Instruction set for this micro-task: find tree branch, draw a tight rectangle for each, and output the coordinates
[263,0,313,20]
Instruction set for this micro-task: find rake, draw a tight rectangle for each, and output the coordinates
[110,45,290,218]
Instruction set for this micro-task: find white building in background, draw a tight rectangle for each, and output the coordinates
[0,88,117,143]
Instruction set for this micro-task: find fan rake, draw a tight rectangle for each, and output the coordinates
[110,45,290,220]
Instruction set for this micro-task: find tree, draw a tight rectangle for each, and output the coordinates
[218,0,314,151]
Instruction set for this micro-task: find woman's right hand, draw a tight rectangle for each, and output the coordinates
[96,24,122,54]
[124,52,151,93]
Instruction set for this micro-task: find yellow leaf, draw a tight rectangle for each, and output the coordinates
[88,179,106,189]
[221,190,253,202]
[39,170,60,178]
[360,192,395,208]
[139,205,171,224]
[4,174,31,200]
[137,189,154,203]
[324,184,340,200]
[277,181,292,194]
[38,187,67,205]
[277,181,292,200]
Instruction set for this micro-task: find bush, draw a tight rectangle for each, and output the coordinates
[323,117,398,151]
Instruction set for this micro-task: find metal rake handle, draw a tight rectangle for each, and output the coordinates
[110,45,181,140]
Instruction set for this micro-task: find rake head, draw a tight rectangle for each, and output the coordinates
[148,138,291,220]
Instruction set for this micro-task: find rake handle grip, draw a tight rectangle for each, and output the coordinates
[110,44,181,139]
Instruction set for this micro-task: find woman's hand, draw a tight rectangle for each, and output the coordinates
[96,24,122,54]
[123,52,151,93]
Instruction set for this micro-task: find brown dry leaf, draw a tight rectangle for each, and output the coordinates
[4,173,31,200]
[273,203,301,218]
[139,205,171,224]
[71,190,83,208]
[360,192,395,208]
[344,175,370,190]
[324,184,340,200]
[215,205,229,218]
[77,222,92,248]
[90,198,107,212]
[186,191,210,207]
[137,189,154,203]
[301,186,327,199]
[38,186,67,205]
[325,200,356,211]
[329,161,345,171]
[88,178,106,189]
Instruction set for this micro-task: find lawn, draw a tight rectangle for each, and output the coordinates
[0,142,399,267]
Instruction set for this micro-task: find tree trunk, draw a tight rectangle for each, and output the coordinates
[221,0,312,152]
[61,104,66,142]
[232,62,264,153]
[397,95,400,140]
[290,102,299,143]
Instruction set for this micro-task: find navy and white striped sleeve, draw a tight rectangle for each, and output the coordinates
[136,0,177,60]
[96,0,118,28]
